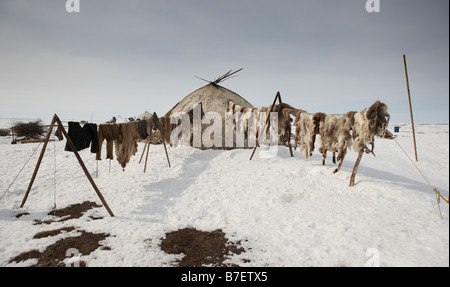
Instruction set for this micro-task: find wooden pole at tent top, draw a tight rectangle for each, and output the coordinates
[403,55,418,162]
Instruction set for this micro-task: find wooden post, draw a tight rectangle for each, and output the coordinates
[153,114,171,168]
[139,142,148,164]
[349,151,364,187]
[403,55,418,161]
[144,141,150,173]
[162,140,171,168]
[249,143,259,161]
[21,114,115,217]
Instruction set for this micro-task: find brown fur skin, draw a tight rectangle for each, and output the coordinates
[349,100,391,187]
[295,112,318,159]
[317,111,356,174]
[227,100,305,147]
[115,122,139,170]
[352,100,391,154]
[270,103,306,145]
[227,100,263,146]
[297,101,389,175]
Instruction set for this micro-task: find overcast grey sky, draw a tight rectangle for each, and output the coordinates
[0,0,448,123]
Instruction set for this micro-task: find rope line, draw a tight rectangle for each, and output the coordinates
[0,141,43,204]
[391,133,448,205]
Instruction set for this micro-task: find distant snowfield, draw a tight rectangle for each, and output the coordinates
[0,119,448,267]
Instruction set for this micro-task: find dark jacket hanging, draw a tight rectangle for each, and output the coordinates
[65,122,99,153]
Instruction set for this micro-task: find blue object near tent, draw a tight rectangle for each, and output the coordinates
[394,126,400,133]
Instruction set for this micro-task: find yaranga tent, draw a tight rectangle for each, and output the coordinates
[164,82,253,119]
[162,70,255,149]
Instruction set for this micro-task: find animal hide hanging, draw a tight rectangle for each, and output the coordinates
[115,122,139,170]
[317,111,356,173]
[352,100,390,154]
[296,113,314,159]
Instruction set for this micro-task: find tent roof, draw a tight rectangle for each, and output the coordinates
[137,111,152,120]
[164,83,253,118]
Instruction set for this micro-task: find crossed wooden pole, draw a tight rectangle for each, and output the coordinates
[20,114,115,217]
[250,91,294,160]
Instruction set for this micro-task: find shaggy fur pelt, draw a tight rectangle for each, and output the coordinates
[317,111,356,173]
[228,100,306,146]
[294,112,326,159]
[226,100,265,147]
[352,100,390,154]
[115,122,139,170]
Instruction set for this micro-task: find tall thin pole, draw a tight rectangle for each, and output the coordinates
[144,141,150,173]
[403,54,418,162]
[162,140,172,168]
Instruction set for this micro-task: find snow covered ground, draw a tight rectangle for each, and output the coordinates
[0,119,448,267]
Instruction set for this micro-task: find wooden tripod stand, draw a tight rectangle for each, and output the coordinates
[249,91,294,160]
[138,113,172,173]
[20,114,115,217]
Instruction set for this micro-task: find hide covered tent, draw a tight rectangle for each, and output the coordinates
[161,69,256,149]
[165,82,253,119]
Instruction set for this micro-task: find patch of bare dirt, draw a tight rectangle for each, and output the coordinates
[160,228,248,267]
[33,226,76,239]
[10,201,110,267]
[9,229,110,267]
[34,201,103,225]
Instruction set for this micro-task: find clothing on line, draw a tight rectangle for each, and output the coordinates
[97,124,120,160]
[64,122,99,153]
[137,118,154,140]
[137,119,148,140]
